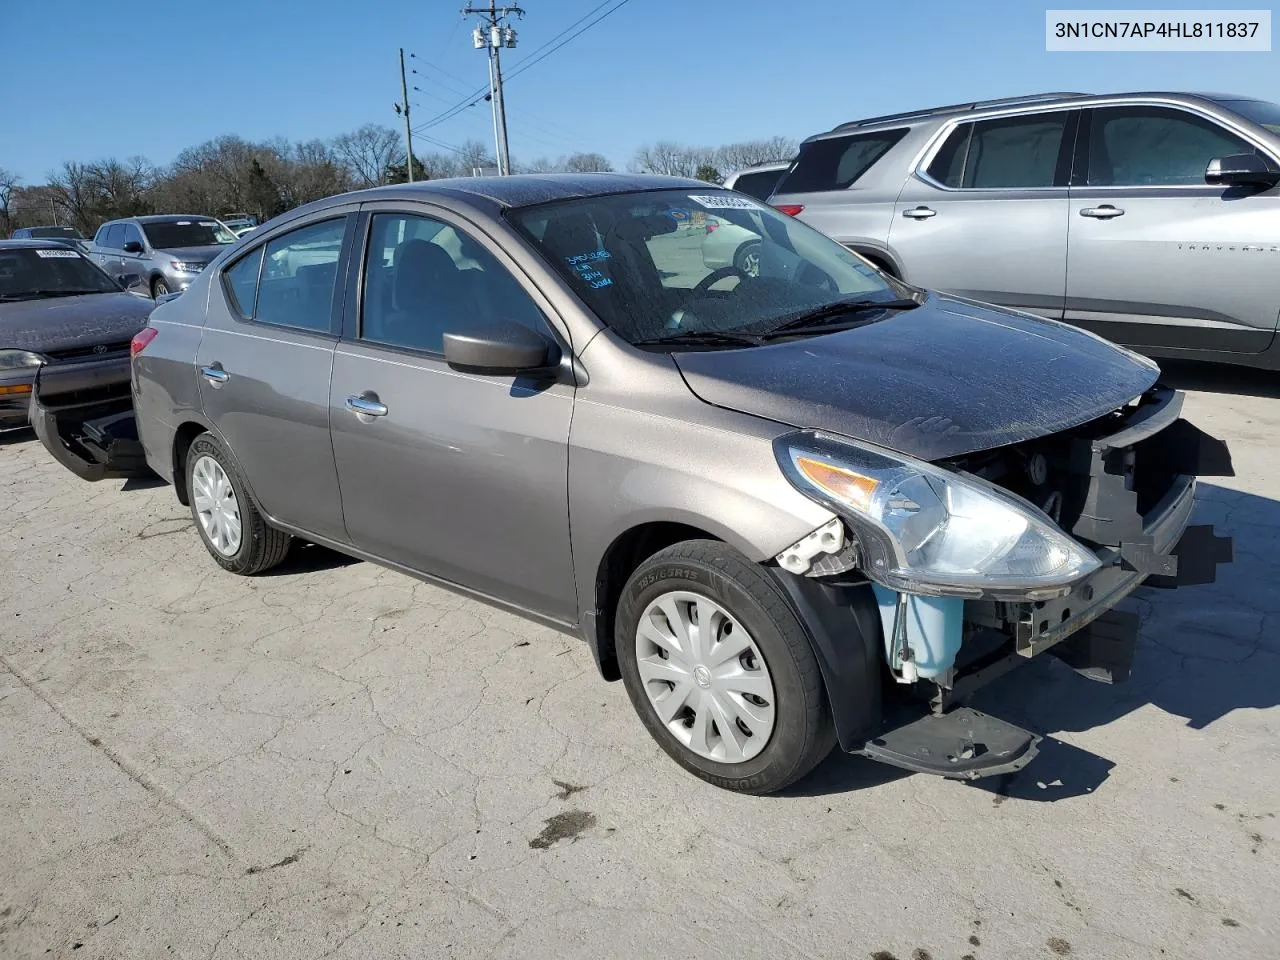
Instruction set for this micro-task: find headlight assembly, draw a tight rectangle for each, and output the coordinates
[775,432,1100,599]
[0,349,45,371]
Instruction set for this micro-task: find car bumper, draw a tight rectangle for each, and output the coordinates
[29,356,147,481]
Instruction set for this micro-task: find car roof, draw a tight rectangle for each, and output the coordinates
[0,238,86,251]
[810,90,1263,141]
[348,172,709,210]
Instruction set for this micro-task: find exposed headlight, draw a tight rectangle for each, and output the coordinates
[0,349,45,371]
[776,432,1100,599]
[170,261,206,273]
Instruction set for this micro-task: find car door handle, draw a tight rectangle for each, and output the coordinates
[1079,205,1125,219]
[902,206,937,219]
[200,365,229,385]
[345,395,388,418]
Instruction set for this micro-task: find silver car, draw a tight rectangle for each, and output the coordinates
[33,174,1232,794]
[90,215,239,299]
[770,91,1280,369]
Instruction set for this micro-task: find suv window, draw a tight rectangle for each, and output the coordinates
[1084,105,1258,186]
[360,212,545,354]
[229,217,346,333]
[102,224,125,250]
[730,168,788,201]
[120,223,145,250]
[776,129,905,193]
[927,111,1071,189]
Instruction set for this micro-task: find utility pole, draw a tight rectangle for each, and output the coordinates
[396,47,416,182]
[464,2,523,176]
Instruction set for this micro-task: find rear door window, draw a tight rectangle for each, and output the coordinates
[775,129,906,193]
[926,111,1072,188]
[1083,105,1260,186]
[224,217,347,333]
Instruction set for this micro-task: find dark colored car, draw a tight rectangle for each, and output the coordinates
[10,226,91,254]
[0,240,152,462]
[31,175,1233,794]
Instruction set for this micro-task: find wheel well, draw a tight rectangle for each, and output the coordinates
[857,252,898,278]
[592,522,720,681]
[171,422,207,506]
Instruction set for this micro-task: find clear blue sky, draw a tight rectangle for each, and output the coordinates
[3,0,1277,182]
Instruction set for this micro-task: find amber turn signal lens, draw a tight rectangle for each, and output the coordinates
[0,383,33,396]
[794,456,878,512]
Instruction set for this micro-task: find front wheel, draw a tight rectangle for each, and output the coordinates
[151,276,170,299]
[615,540,834,794]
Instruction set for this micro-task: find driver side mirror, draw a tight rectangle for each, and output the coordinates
[1205,153,1280,189]
[122,240,144,254]
[443,322,560,376]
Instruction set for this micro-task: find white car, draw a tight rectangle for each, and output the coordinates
[700,161,793,277]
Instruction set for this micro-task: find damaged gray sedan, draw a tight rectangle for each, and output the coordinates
[32,174,1233,794]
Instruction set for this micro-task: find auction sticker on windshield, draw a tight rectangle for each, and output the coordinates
[34,249,80,258]
[688,194,764,210]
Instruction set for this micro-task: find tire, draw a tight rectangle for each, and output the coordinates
[733,241,761,279]
[151,276,170,299]
[185,432,291,575]
[615,539,835,794]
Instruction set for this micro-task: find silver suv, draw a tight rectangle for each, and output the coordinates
[770,92,1280,369]
[90,215,239,298]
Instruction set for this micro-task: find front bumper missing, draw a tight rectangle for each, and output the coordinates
[29,358,147,481]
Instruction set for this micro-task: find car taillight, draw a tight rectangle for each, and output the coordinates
[705,221,719,234]
[773,204,804,217]
[131,327,159,357]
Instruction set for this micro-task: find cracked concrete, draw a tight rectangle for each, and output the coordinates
[1,362,1278,959]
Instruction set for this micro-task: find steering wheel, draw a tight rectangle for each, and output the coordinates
[667,266,749,330]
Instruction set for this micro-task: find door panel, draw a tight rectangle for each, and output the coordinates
[329,207,575,620]
[119,223,149,287]
[889,111,1076,315]
[1065,105,1280,354]
[330,346,575,618]
[194,213,353,542]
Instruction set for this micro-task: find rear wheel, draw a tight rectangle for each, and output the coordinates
[185,433,290,575]
[733,241,761,278]
[615,539,834,794]
[151,276,169,299]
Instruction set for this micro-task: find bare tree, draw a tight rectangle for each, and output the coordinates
[0,167,18,234]
[332,124,403,187]
[562,152,613,173]
[455,139,495,175]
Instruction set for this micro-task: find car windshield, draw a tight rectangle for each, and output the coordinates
[509,188,903,345]
[1217,98,1280,135]
[142,219,237,249]
[29,227,85,240]
[0,247,119,300]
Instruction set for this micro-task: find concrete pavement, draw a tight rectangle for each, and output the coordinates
[1,362,1277,960]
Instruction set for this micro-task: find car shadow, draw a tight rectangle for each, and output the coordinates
[793,480,1274,800]
[261,540,359,576]
[0,427,34,446]
[1159,359,1280,399]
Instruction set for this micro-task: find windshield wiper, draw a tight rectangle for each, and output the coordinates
[631,329,763,349]
[759,296,920,340]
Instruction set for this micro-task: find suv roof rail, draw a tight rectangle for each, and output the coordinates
[827,92,1092,133]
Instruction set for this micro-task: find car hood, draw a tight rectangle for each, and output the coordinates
[154,244,227,263]
[672,293,1160,460]
[0,291,153,355]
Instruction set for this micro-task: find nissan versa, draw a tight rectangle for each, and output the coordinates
[31,174,1234,794]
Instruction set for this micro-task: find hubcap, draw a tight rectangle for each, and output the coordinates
[191,455,242,556]
[635,590,776,764]
[741,249,760,278]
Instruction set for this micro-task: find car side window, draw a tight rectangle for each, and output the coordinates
[224,246,265,318]
[103,224,124,250]
[775,129,906,193]
[245,217,347,333]
[1085,106,1258,186]
[928,111,1071,189]
[359,212,547,354]
[120,223,144,249]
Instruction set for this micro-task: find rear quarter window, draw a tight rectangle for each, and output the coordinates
[775,129,906,193]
